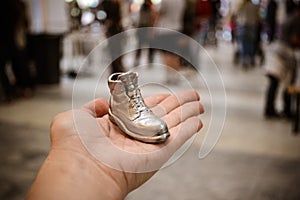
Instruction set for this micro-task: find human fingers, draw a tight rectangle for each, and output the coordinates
[82,98,109,118]
[144,93,170,108]
[163,101,204,129]
[151,90,200,117]
[166,116,203,150]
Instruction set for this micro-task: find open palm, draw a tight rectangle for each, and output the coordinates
[50,89,204,194]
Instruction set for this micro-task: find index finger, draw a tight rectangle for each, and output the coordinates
[82,98,109,118]
[151,90,200,117]
[144,93,171,108]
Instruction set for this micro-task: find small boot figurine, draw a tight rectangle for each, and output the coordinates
[108,71,170,143]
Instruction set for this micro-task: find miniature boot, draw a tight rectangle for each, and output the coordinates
[108,71,170,143]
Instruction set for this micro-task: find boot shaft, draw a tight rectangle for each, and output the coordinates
[108,71,145,120]
[108,72,138,94]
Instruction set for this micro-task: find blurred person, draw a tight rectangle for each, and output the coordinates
[254,16,265,66]
[181,0,198,69]
[182,0,197,37]
[0,1,17,102]
[264,4,300,119]
[26,90,204,199]
[134,0,156,66]
[229,13,237,44]
[101,0,125,74]
[194,0,213,46]
[209,0,222,46]
[235,0,261,68]
[13,0,34,95]
[210,0,221,26]
[155,0,185,84]
[229,1,242,64]
[265,0,278,43]
[0,0,33,102]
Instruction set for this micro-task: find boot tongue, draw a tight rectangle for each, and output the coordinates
[118,72,138,90]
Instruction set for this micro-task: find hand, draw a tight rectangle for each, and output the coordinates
[26,90,204,200]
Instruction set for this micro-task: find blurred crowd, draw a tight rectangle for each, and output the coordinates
[97,0,224,84]
[263,1,300,120]
[64,0,299,80]
[1,0,300,125]
[65,0,300,121]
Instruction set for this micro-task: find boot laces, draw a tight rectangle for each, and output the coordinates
[129,88,147,112]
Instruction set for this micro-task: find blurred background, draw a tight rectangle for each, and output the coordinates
[0,0,300,199]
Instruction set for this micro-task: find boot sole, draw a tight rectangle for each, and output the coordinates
[108,109,170,144]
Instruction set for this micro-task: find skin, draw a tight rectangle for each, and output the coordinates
[26,89,204,200]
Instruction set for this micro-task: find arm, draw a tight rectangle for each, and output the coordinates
[26,90,204,199]
[26,148,126,200]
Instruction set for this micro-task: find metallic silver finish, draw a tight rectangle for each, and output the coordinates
[108,71,170,143]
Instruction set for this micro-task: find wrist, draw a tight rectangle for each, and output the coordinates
[27,149,127,200]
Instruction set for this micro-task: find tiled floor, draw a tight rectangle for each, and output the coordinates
[1,40,300,200]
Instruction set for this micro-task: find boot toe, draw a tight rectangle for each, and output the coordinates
[133,116,167,136]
